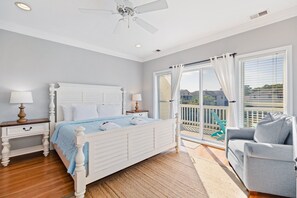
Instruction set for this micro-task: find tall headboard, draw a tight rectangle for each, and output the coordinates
[49,83,125,138]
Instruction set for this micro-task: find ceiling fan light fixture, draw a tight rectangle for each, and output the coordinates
[135,44,142,48]
[15,2,31,11]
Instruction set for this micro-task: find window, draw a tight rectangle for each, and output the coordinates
[238,47,292,127]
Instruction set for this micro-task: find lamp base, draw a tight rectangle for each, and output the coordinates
[135,101,139,112]
[17,118,28,123]
[17,103,27,123]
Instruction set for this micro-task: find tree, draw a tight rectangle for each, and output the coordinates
[244,85,252,96]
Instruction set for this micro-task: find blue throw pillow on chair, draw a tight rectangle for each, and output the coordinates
[254,113,291,144]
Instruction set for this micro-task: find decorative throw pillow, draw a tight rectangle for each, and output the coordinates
[265,112,292,144]
[272,114,292,144]
[254,118,287,144]
[73,104,99,121]
[259,113,273,123]
[97,104,122,118]
[61,105,73,121]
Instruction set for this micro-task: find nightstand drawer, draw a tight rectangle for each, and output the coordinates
[134,112,148,117]
[127,112,148,117]
[6,123,48,136]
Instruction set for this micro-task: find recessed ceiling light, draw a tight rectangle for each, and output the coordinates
[135,44,142,48]
[15,2,31,11]
[155,49,161,52]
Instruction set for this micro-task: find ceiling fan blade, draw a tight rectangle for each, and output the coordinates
[114,18,126,34]
[135,0,168,14]
[134,17,158,34]
[79,8,117,14]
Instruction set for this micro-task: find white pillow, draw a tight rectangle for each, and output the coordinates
[61,105,73,121]
[73,104,99,121]
[97,104,122,118]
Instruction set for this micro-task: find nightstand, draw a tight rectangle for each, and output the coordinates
[126,110,149,118]
[0,118,50,167]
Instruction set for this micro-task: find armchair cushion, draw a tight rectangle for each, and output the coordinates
[229,139,255,165]
[244,142,293,162]
[254,118,289,144]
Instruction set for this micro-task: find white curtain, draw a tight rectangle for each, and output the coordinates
[210,54,238,127]
[170,64,184,119]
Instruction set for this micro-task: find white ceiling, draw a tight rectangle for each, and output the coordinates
[1,0,297,62]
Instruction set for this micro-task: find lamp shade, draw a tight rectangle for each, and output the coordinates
[10,91,33,104]
[132,94,142,101]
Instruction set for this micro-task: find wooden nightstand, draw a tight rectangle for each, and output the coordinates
[0,118,50,167]
[126,110,149,118]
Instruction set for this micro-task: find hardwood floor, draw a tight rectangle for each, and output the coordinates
[0,141,283,198]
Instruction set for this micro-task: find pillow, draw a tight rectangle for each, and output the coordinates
[257,112,292,144]
[61,105,73,121]
[97,104,122,118]
[73,104,99,121]
[259,113,273,123]
[254,118,288,144]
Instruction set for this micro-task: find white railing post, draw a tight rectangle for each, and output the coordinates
[74,126,86,198]
[175,113,181,153]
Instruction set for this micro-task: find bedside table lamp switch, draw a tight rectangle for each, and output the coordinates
[132,94,142,112]
[10,91,33,123]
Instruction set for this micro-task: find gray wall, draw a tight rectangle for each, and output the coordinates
[142,16,297,117]
[0,30,143,149]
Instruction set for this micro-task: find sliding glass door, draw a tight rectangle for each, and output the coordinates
[179,66,228,145]
[180,70,201,139]
[202,68,228,143]
[155,65,228,146]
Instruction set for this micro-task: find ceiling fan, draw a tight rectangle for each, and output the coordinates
[79,0,168,34]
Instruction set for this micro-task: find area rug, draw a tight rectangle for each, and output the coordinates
[190,155,248,198]
[85,150,209,198]
[67,148,248,198]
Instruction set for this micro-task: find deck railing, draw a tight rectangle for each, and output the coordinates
[180,104,282,132]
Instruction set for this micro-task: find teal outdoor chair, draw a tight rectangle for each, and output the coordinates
[211,111,226,141]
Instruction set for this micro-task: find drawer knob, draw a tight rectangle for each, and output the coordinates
[23,127,32,131]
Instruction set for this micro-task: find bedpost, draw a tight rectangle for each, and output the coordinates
[175,113,181,153]
[121,87,125,115]
[74,126,86,198]
[49,83,56,150]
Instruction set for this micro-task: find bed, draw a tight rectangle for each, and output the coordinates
[49,83,180,198]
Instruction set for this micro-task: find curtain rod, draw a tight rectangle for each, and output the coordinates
[169,53,237,69]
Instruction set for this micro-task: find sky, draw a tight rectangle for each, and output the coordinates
[180,68,221,92]
[244,55,283,88]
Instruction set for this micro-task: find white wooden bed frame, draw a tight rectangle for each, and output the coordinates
[49,83,180,198]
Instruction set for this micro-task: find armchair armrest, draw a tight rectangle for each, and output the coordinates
[244,142,293,162]
[226,128,255,141]
[226,128,255,157]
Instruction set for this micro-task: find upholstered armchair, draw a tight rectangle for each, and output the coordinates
[226,122,296,197]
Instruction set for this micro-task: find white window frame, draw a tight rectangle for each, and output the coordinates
[236,46,293,127]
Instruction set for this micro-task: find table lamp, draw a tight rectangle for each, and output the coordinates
[132,94,142,112]
[10,91,33,123]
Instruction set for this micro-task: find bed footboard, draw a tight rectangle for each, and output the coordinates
[73,114,180,198]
